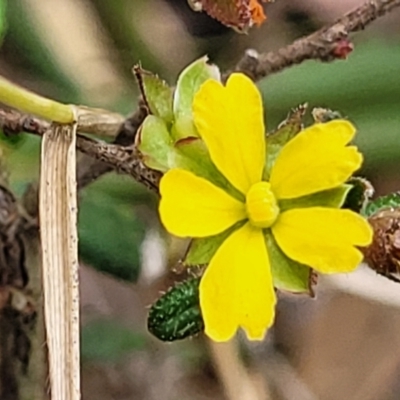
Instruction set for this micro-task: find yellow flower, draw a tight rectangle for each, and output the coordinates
[159,73,373,342]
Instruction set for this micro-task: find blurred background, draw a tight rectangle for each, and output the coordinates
[1,0,400,399]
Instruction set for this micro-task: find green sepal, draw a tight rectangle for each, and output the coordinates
[265,232,312,294]
[265,104,307,179]
[172,138,244,201]
[184,221,245,266]
[172,57,220,141]
[363,192,400,218]
[343,177,374,214]
[279,184,352,212]
[142,71,174,123]
[137,115,172,172]
[148,277,204,341]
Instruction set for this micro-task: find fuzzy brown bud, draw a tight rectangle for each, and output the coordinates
[363,208,400,280]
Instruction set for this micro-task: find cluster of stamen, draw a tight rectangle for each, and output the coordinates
[246,182,279,228]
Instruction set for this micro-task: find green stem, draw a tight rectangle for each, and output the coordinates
[0,76,75,123]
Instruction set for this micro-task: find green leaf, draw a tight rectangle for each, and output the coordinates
[142,71,174,123]
[279,185,352,212]
[82,319,146,362]
[265,232,312,294]
[172,57,220,140]
[185,221,245,266]
[137,115,173,172]
[0,129,26,148]
[79,182,146,282]
[0,0,7,45]
[265,104,306,178]
[148,277,203,341]
[343,177,374,213]
[172,138,244,201]
[364,192,400,217]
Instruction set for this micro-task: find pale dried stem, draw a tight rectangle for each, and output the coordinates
[76,106,124,138]
[39,124,80,400]
[207,339,268,400]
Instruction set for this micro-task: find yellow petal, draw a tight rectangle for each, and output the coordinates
[200,223,276,341]
[193,73,265,194]
[159,169,246,237]
[270,120,362,199]
[272,208,373,273]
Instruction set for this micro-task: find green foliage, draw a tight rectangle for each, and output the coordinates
[185,221,244,266]
[264,105,306,178]
[172,138,243,200]
[78,177,148,282]
[364,192,400,217]
[0,0,7,44]
[141,72,174,123]
[148,277,203,341]
[265,232,312,294]
[137,58,227,189]
[279,185,352,212]
[6,1,80,102]
[138,115,172,172]
[82,319,147,363]
[172,56,220,140]
[260,40,400,170]
[0,130,26,148]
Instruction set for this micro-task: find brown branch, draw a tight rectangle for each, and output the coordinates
[1,0,399,194]
[0,110,160,194]
[234,0,400,80]
[74,0,400,190]
[76,103,148,189]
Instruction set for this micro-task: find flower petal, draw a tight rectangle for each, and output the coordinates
[272,207,373,273]
[200,223,276,341]
[159,169,246,237]
[270,120,362,199]
[193,73,265,194]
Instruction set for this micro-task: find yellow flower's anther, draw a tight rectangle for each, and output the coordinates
[246,182,279,228]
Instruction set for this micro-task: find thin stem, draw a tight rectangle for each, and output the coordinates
[0,76,75,123]
[207,339,267,400]
[233,0,400,80]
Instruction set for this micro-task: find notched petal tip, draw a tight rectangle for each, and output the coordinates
[272,208,373,274]
[321,119,357,144]
[193,72,266,195]
[270,120,363,199]
[243,325,268,341]
[200,224,276,342]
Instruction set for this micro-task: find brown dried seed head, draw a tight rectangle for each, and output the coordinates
[362,208,400,276]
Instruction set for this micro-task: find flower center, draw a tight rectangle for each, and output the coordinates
[246,182,279,228]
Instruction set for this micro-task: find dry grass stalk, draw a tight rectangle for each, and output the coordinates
[39,123,80,400]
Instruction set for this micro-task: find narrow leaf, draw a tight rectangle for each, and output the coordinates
[39,123,80,400]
